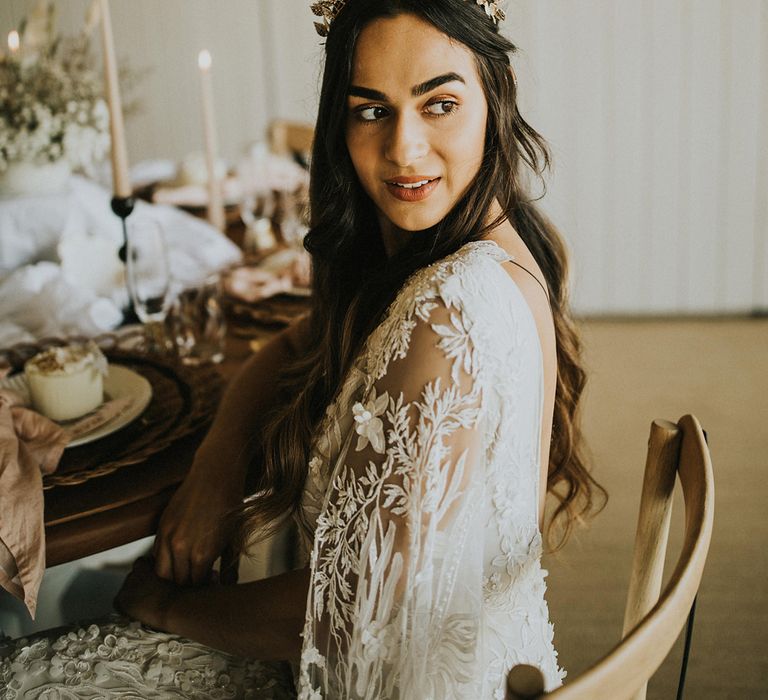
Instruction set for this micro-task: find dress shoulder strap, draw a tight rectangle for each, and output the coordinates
[507,259,551,303]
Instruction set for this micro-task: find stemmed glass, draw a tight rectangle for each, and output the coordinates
[279,187,310,250]
[237,143,277,254]
[240,189,277,254]
[125,218,173,354]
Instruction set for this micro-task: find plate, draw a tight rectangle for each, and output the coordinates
[151,176,243,208]
[0,364,153,448]
[0,341,223,489]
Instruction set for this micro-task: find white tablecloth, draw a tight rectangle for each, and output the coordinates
[0,175,242,347]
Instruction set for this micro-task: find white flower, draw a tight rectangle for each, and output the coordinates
[360,622,397,664]
[308,455,323,481]
[299,685,323,700]
[95,633,129,660]
[352,389,389,453]
[92,99,109,128]
[0,44,115,172]
[300,645,326,671]
[175,668,205,692]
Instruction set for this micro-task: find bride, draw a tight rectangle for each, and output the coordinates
[1,0,604,697]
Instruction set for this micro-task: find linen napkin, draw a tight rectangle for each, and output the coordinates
[0,387,68,618]
[0,388,134,618]
[223,249,312,304]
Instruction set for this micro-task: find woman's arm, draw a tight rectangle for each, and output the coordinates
[116,557,310,661]
[154,316,310,585]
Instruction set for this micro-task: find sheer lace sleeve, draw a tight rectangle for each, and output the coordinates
[300,286,495,699]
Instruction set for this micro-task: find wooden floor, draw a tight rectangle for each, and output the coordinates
[543,317,768,699]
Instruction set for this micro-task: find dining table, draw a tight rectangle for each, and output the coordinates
[0,174,304,572]
[39,201,307,568]
[42,333,255,567]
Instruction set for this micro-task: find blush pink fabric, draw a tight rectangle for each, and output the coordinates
[0,388,68,618]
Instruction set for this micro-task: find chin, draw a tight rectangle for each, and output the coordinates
[380,204,447,233]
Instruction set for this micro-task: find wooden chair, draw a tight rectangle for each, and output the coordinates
[268,119,314,166]
[507,414,715,700]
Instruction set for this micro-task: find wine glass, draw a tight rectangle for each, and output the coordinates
[125,218,172,354]
[279,186,309,250]
[237,143,277,254]
[240,189,277,254]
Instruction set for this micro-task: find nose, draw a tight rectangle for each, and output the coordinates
[384,112,428,167]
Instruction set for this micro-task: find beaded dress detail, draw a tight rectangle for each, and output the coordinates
[0,618,295,698]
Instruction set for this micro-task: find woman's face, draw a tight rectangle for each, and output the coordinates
[345,13,488,240]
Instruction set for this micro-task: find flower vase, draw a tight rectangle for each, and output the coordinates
[0,160,72,197]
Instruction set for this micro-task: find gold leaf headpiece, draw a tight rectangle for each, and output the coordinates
[311,0,506,37]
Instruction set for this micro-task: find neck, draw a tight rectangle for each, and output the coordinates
[378,198,509,258]
[377,215,408,259]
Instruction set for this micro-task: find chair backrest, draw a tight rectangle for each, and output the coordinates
[507,414,715,700]
[268,120,314,163]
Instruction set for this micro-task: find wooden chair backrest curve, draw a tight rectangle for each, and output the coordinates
[507,414,715,700]
[268,120,314,161]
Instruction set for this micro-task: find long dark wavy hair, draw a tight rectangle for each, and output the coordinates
[232,0,605,553]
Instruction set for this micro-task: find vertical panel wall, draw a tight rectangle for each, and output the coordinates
[2,0,766,314]
[757,3,768,311]
[2,0,278,167]
[507,0,767,314]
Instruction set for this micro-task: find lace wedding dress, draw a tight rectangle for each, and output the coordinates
[0,241,563,699]
[0,619,295,699]
[296,241,564,698]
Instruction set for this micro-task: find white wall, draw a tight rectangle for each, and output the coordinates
[2,0,766,314]
[0,0,321,163]
[507,0,768,315]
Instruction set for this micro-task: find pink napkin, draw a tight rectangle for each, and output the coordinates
[0,387,68,618]
[224,266,295,302]
[224,252,312,303]
[0,389,135,617]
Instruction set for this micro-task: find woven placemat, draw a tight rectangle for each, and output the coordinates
[0,334,224,489]
[225,295,309,334]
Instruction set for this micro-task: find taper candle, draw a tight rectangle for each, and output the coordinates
[7,31,20,55]
[98,0,131,198]
[198,49,225,231]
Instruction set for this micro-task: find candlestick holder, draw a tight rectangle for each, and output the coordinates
[111,195,139,324]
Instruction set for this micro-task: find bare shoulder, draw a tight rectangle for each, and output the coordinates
[485,229,556,357]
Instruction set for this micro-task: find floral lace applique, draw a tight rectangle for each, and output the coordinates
[352,388,388,453]
[363,241,511,384]
[1,617,294,699]
[308,455,323,482]
[300,242,564,697]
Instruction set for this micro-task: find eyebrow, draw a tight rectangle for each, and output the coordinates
[348,72,465,101]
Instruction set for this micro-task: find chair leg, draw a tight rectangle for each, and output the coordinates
[675,567,699,700]
[675,428,708,699]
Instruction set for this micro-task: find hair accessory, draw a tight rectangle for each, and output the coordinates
[311,0,506,37]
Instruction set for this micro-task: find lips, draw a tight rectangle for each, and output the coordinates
[384,176,441,202]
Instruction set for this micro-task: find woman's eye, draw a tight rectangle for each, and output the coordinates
[425,100,459,116]
[355,105,389,122]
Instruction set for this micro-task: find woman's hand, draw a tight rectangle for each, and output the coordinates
[152,320,306,586]
[114,556,177,631]
[153,462,242,586]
